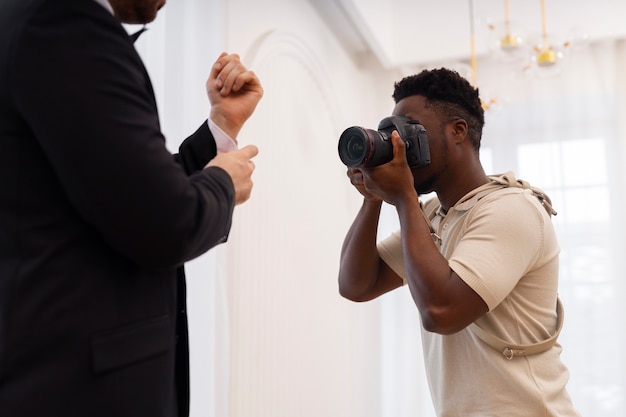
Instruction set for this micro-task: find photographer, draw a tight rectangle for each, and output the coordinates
[338,68,581,416]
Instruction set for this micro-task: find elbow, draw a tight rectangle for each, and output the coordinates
[421,318,462,336]
[338,283,365,302]
[338,277,376,303]
[419,307,466,336]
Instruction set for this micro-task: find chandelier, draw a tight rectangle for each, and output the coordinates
[487,0,527,63]
[486,0,587,78]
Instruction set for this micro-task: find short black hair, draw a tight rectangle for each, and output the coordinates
[392,68,485,151]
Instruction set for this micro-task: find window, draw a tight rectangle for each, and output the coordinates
[482,96,625,416]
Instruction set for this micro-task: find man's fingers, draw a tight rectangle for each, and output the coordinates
[211,53,237,91]
[391,131,407,160]
[347,168,364,185]
[214,55,245,95]
[232,71,260,92]
[238,144,259,159]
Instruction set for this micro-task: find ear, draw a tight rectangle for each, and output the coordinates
[449,118,468,144]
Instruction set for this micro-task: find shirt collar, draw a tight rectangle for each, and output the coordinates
[449,176,513,213]
[93,0,114,15]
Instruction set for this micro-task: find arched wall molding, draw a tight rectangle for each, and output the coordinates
[212,27,384,417]
[238,28,362,214]
[243,29,346,136]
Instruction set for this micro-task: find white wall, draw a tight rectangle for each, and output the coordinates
[214,1,403,416]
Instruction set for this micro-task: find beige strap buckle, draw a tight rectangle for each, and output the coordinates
[502,347,526,360]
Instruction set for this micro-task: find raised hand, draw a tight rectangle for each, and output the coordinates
[207,52,263,141]
[353,131,416,206]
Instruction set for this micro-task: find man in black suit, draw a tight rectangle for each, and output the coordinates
[0,0,263,415]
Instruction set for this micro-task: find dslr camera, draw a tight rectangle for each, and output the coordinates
[338,115,430,168]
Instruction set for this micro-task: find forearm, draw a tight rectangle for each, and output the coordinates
[338,199,384,300]
[395,198,460,328]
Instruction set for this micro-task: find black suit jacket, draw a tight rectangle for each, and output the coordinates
[0,0,235,415]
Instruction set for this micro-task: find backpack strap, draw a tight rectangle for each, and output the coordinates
[418,172,563,359]
[488,172,558,216]
[476,173,562,358]
[470,298,564,360]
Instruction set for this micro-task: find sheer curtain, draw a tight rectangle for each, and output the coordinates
[484,41,626,417]
[379,39,626,417]
[479,39,626,416]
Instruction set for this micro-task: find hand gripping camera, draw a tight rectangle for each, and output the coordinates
[338,115,430,168]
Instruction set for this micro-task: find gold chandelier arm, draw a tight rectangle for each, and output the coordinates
[540,0,549,49]
[469,0,477,86]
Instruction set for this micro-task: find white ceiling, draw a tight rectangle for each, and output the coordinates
[309,0,626,69]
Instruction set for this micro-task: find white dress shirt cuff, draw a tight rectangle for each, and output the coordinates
[208,119,238,154]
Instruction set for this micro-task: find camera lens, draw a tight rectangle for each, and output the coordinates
[338,116,430,169]
[338,127,370,167]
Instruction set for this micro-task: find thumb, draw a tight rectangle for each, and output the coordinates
[391,131,406,162]
[238,144,259,159]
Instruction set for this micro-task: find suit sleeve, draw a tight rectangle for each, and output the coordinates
[10,2,234,268]
[174,122,219,175]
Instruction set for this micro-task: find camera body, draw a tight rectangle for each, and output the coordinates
[338,115,431,168]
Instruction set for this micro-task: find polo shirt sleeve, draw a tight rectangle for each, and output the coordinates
[377,229,407,284]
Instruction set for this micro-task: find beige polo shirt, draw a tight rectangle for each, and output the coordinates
[377,175,581,416]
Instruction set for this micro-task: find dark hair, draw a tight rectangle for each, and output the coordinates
[392,68,485,151]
